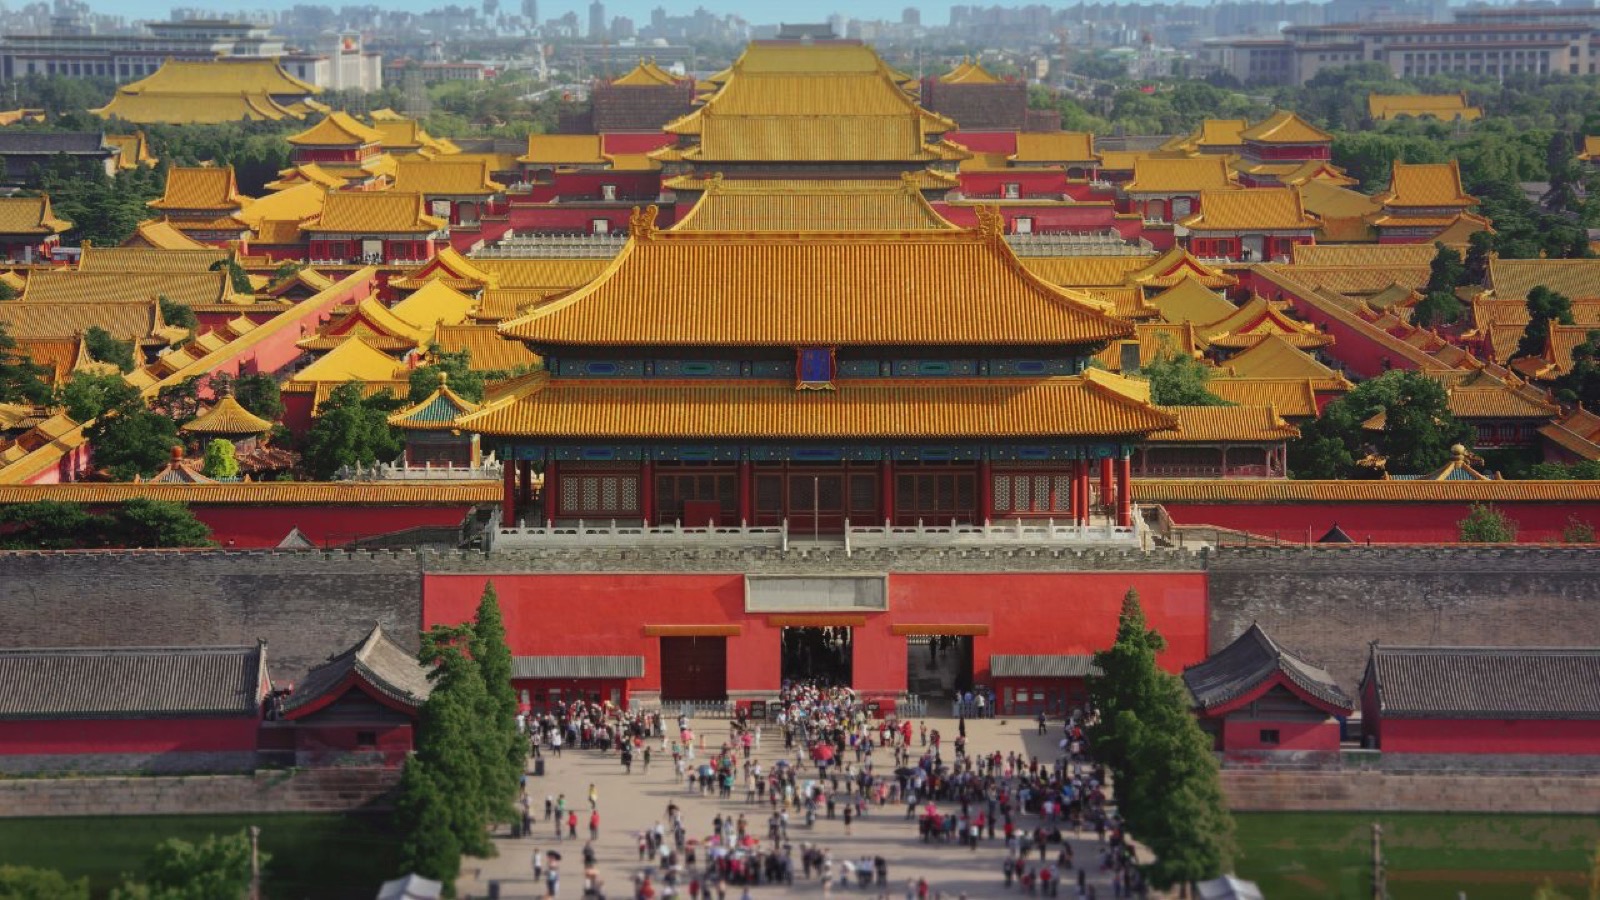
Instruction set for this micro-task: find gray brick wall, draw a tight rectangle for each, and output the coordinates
[1207,547,1600,692]
[0,551,423,682]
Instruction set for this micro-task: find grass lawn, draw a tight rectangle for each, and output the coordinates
[0,813,402,899]
[1234,812,1600,900]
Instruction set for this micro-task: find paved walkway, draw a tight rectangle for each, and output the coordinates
[457,715,1133,899]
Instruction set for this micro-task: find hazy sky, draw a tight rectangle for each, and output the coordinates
[91,0,970,27]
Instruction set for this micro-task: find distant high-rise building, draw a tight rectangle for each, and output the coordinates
[902,7,921,26]
[522,0,538,24]
[611,15,636,39]
[589,0,607,40]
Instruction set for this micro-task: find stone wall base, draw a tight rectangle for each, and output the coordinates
[0,767,402,818]
[1222,769,1600,814]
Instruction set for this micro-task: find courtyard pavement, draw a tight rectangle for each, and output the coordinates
[456,714,1137,899]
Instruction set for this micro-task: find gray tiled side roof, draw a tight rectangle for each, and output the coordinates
[512,656,645,680]
[1184,623,1354,714]
[990,655,1101,679]
[0,645,264,719]
[282,624,432,714]
[1367,646,1600,719]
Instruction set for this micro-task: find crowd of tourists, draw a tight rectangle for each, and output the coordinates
[514,683,1146,899]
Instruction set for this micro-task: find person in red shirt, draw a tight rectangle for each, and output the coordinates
[567,809,578,838]
[589,809,600,840]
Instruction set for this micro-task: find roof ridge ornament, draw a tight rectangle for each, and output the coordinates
[974,204,1005,244]
[628,204,659,240]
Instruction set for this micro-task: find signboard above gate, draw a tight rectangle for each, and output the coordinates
[744,575,888,613]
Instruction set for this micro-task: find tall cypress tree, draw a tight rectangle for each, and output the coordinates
[469,581,523,823]
[1087,588,1167,783]
[394,758,463,894]
[416,625,495,859]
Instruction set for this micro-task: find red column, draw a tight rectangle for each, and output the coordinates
[1074,460,1090,525]
[502,457,518,525]
[544,460,560,525]
[880,460,895,526]
[977,460,993,525]
[1116,455,1133,527]
[737,459,753,525]
[517,460,533,509]
[1099,457,1114,514]
[640,459,655,525]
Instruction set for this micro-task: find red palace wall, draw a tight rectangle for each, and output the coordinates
[602,133,675,154]
[955,171,1073,198]
[946,132,1019,154]
[186,504,476,549]
[1157,501,1600,544]
[934,203,1117,233]
[1380,719,1600,755]
[423,571,1208,697]
[1219,716,1340,752]
[0,717,259,755]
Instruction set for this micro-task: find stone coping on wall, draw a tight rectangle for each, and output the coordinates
[0,768,401,818]
[1221,768,1600,814]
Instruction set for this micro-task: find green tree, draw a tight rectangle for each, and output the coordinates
[300,382,404,478]
[0,501,107,549]
[209,258,255,295]
[1411,291,1464,327]
[1545,131,1582,213]
[207,372,284,421]
[1515,286,1576,360]
[201,439,240,479]
[1562,516,1596,544]
[414,625,495,860]
[469,581,523,825]
[0,864,90,899]
[1458,502,1517,542]
[1462,230,1495,286]
[59,370,140,421]
[1087,589,1167,784]
[107,499,212,548]
[87,401,181,480]
[151,375,204,424]
[1555,329,1600,409]
[394,758,464,892]
[111,830,262,900]
[158,297,199,334]
[0,322,54,405]
[82,326,135,373]
[1142,348,1228,406]
[408,347,487,403]
[1289,370,1471,477]
[1425,242,1466,295]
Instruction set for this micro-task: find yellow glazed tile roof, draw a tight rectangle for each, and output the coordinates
[1021,255,1156,288]
[21,269,240,307]
[1290,242,1441,267]
[374,119,438,152]
[394,158,505,195]
[238,182,328,230]
[1580,136,1600,162]
[1130,479,1600,503]
[1488,258,1600,302]
[105,132,157,170]
[938,58,1002,84]
[678,117,966,164]
[120,57,316,96]
[391,246,497,290]
[433,323,540,372]
[1131,246,1239,289]
[180,395,273,435]
[290,336,406,384]
[1206,379,1326,418]
[0,196,71,235]
[288,111,383,146]
[470,258,610,290]
[1149,275,1238,326]
[602,152,662,171]
[123,219,210,250]
[389,279,476,333]
[1202,295,1332,349]
[150,167,251,212]
[1379,161,1478,209]
[459,373,1176,440]
[499,216,1133,348]
[266,163,349,191]
[1368,92,1481,121]
[1124,156,1237,194]
[470,289,548,322]
[671,177,956,231]
[1239,110,1332,144]
[1179,188,1318,232]
[1471,298,1600,330]
[1010,133,1097,164]
[519,134,606,165]
[307,192,444,234]
[96,92,299,124]
[13,336,96,386]
[0,300,180,344]
[92,59,319,125]
[1539,406,1600,460]
[1147,404,1300,443]
[76,246,226,272]
[1221,333,1346,382]
[612,58,682,86]
[729,42,904,75]
[0,481,502,504]
[1265,263,1432,297]
[1092,323,1208,371]
[387,381,481,430]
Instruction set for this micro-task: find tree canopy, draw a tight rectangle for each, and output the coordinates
[0,499,213,550]
[110,830,263,900]
[1141,348,1228,407]
[1289,370,1471,478]
[0,322,53,406]
[300,382,404,478]
[1458,503,1517,542]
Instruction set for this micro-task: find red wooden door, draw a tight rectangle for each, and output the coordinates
[659,637,727,701]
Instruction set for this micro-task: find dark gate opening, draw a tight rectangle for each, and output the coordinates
[659,636,728,701]
[905,634,975,698]
[780,626,853,687]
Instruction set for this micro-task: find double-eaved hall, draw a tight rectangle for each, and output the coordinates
[422,40,1205,713]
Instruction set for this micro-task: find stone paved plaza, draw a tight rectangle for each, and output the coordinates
[457,715,1135,899]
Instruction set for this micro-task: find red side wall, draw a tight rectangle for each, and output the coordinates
[189,504,474,548]
[946,131,1019,154]
[602,133,675,154]
[0,717,259,754]
[1380,718,1600,755]
[1157,501,1600,544]
[1219,716,1340,752]
[422,572,1208,696]
[933,203,1117,233]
